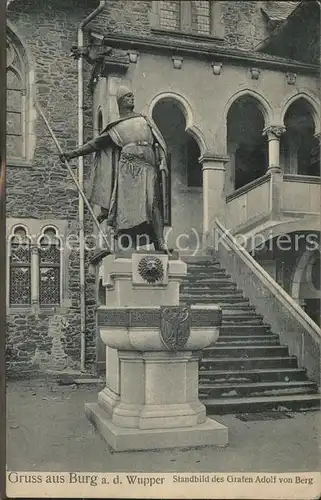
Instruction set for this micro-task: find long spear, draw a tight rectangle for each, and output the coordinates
[35,101,111,255]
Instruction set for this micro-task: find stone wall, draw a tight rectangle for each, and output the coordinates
[6,0,99,377]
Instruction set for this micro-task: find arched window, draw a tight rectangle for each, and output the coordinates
[6,39,26,159]
[227,96,268,191]
[281,98,318,176]
[9,226,31,306]
[6,28,34,163]
[38,227,61,306]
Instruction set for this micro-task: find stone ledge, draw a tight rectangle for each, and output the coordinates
[98,306,222,328]
[85,402,228,452]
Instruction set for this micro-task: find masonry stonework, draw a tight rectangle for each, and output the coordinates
[7,0,99,377]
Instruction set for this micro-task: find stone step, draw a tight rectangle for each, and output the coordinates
[182,286,243,294]
[217,335,280,345]
[181,292,240,299]
[198,380,317,399]
[182,257,220,265]
[186,257,318,415]
[198,367,308,384]
[181,298,251,307]
[181,299,259,309]
[199,356,298,370]
[182,291,240,298]
[181,278,236,293]
[202,394,321,415]
[203,345,289,358]
[219,325,272,335]
[185,264,226,271]
[183,273,230,282]
[187,261,221,267]
[221,305,257,313]
[221,315,264,324]
[188,270,224,277]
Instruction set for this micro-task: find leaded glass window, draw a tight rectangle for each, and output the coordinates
[159,1,180,30]
[39,228,61,306]
[191,1,211,35]
[9,227,31,306]
[158,1,211,35]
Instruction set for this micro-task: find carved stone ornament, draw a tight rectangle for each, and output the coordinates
[250,67,260,80]
[212,62,222,75]
[128,50,139,63]
[172,55,183,69]
[286,72,296,85]
[137,255,164,283]
[160,306,191,351]
[263,125,286,140]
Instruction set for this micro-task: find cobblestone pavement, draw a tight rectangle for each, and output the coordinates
[6,379,321,473]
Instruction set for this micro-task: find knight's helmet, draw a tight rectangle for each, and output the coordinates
[116,85,133,104]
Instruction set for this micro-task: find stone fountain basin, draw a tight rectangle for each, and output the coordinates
[98,304,222,351]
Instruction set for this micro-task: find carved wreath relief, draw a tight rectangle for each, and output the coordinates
[137,255,164,283]
[160,306,191,352]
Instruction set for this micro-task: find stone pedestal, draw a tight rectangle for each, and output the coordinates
[85,252,228,451]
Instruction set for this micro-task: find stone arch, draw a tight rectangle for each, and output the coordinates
[244,216,321,252]
[7,21,35,69]
[36,224,63,247]
[225,90,271,192]
[223,89,273,127]
[149,92,204,247]
[290,247,321,327]
[148,91,207,154]
[9,223,32,244]
[291,249,315,301]
[280,93,320,175]
[280,92,320,133]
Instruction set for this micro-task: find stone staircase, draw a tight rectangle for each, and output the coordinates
[180,256,321,414]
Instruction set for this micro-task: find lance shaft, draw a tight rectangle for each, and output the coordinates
[35,101,111,252]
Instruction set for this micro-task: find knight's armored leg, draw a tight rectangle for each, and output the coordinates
[151,205,171,255]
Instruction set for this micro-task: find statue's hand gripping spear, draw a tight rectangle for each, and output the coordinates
[35,101,111,256]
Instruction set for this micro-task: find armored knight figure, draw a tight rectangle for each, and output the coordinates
[61,86,170,254]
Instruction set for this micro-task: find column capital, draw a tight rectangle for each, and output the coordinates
[199,152,229,169]
[31,244,39,254]
[314,131,321,142]
[263,125,286,140]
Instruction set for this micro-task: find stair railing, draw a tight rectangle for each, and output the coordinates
[213,218,321,385]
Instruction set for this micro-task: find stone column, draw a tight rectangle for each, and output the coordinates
[31,245,39,307]
[263,125,286,173]
[199,153,229,249]
[311,132,320,167]
[263,126,286,220]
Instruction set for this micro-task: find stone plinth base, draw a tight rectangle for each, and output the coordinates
[85,402,228,452]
